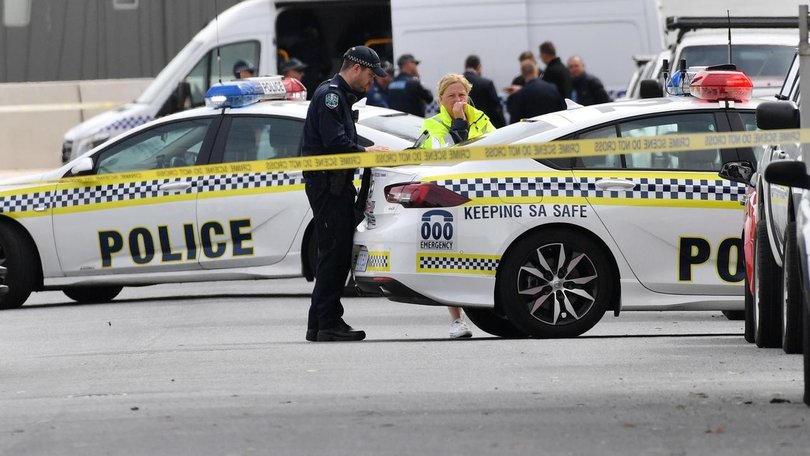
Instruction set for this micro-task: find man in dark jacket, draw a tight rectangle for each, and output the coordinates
[463,55,506,128]
[388,54,433,117]
[567,55,611,105]
[539,41,572,99]
[507,59,566,123]
[301,45,390,342]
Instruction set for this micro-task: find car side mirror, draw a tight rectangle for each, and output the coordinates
[756,101,799,130]
[764,160,810,190]
[70,156,94,176]
[639,79,663,99]
[718,161,755,187]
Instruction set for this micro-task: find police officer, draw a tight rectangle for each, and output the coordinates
[232,59,256,79]
[301,46,390,342]
[388,54,433,117]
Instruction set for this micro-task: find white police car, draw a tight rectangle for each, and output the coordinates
[354,67,763,338]
[0,77,421,309]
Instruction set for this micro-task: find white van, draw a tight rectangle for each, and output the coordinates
[390,0,664,99]
[62,0,393,162]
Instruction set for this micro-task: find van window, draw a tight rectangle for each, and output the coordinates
[183,41,260,107]
[222,116,304,163]
[680,45,794,79]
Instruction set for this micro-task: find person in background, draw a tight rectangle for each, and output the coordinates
[567,55,611,105]
[463,55,506,128]
[506,50,538,93]
[232,59,256,79]
[417,73,496,338]
[388,54,433,117]
[366,61,395,108]
[507,59,565,123]
[280,57,307,82]
[539,41,572,99]
[300,46,391,342]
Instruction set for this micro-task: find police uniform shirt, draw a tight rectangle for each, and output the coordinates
[301,74,366,156]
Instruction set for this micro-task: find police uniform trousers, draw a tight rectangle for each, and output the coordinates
[304,172,356,331]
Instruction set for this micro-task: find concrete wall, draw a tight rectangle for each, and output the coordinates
[0,78,151,171]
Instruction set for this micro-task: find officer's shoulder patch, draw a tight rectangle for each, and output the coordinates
[325,92,339,109]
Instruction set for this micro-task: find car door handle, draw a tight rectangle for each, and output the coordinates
[159,182,192,192]
[595,179,636,190]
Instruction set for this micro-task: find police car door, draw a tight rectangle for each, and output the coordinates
[53,117,217,275]
[569,111,745,295]
[196,114,309,269]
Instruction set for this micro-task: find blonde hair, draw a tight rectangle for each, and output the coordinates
[437,73,472,98]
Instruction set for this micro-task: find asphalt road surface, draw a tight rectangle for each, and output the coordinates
[2,278,808,455]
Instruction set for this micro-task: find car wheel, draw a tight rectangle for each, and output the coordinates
[755,220,782,348]
[62,286,123,304]
[463,307,528,339]
[782,222,803,354]
[803,307,810,407]
[722,310,744,320]
[0,223,37,310]
[498,229,613,338]
[744,268,755,343]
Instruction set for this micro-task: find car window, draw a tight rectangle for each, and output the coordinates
[680,45,794,79]
[183,41,260,107]
[95,118,211,174]
[619,113,720,171]
[578,126,622,168]
[222,116,303,163]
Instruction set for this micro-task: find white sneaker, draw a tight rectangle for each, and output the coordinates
[449,319,472,339]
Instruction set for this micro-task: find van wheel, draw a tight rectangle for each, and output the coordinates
[782,222,803,354]
[463,307,527,338]
[63,286,123,304]
[755,220,782,348]
[0,223,37,310]
[498,229,612,338]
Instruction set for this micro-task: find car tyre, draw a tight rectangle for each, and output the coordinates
[63,286,123,304]
[755,220,782,348]
[463,307,528,339]
[803,307,810,407]
[0,223,37,310]
[743,268,755,343]
[782,222,803,354]
[498,229,612,338]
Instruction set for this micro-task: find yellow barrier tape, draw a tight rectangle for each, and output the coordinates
[252,128,807,173]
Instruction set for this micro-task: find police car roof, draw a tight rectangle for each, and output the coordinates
[165,99,409,122]
[674,29,798,46]
[470,95,764,147]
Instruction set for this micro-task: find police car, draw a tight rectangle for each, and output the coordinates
[354,67,762,338]
[0,77,421,309]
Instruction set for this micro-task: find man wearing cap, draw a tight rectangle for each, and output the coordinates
[301,45,390,342]
[232,59,256,79]
[280,58,307,82]
[388,54,433,117]
[366,61,395,108]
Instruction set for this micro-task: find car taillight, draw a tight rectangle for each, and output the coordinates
[384,182,470,208]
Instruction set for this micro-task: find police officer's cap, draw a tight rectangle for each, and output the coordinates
[233,59,256,78]
[280,58,307,74]
[343,46,387,77]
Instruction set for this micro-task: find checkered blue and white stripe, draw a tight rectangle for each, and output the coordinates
[419,255,499,272]
[433,176,745,201]
[0,171,304,214]
[102,116,154,132]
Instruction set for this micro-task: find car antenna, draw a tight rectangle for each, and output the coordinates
[727,10,733,65]
[214,0,222,84]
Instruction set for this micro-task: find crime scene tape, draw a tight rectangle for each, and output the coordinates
[254,128,809,173]
[0,101,121,114]
[54,127,808,185]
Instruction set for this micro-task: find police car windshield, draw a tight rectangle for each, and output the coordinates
[460,119,558,146]
[358,113,424,142]
[137,41,204,104]
[681,45,794,78]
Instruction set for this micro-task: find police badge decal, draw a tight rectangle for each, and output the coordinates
[325,93,339,109]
